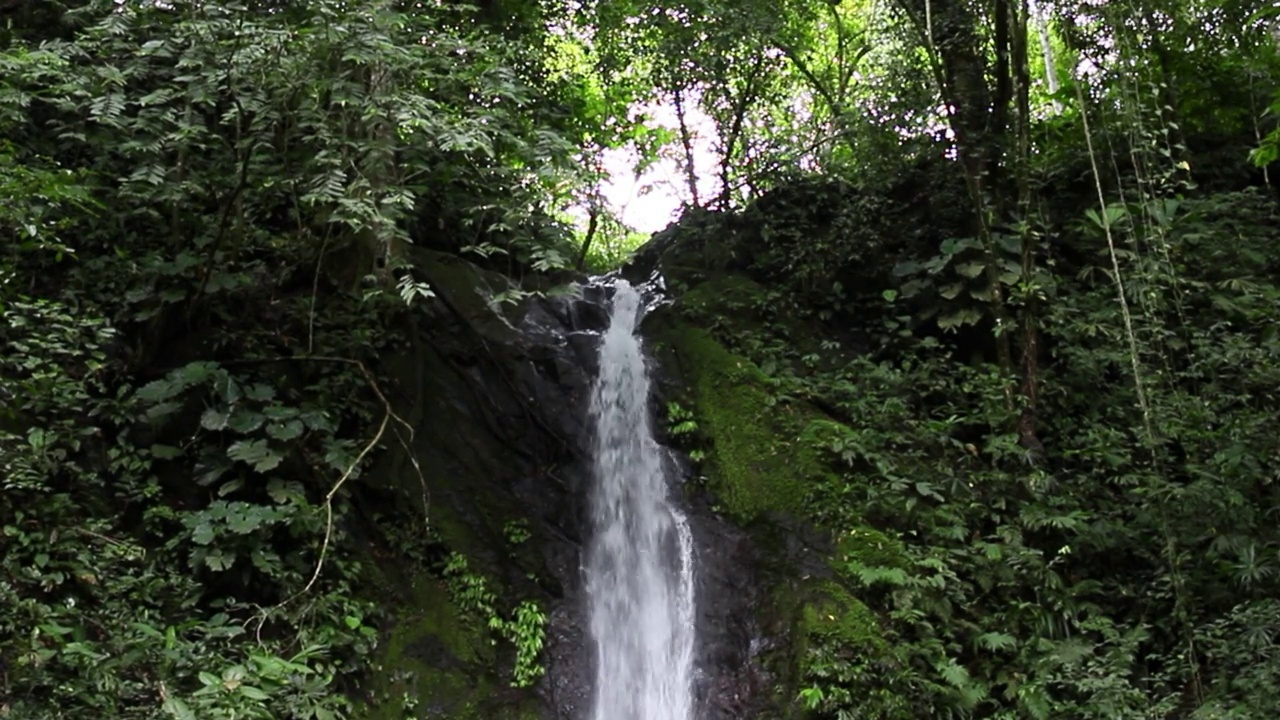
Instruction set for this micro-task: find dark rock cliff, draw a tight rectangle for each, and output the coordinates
[357,246,804,720]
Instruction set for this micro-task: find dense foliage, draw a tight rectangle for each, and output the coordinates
[2,0,1279,718]
[667,182,1280,719]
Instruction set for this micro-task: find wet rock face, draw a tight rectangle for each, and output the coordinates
[511,287,604,719]
[377,251,779,720]
[684,498,775,720]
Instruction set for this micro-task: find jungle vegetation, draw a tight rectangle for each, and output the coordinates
[2,0,1279,718]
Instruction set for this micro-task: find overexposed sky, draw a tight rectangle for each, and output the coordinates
[594,100,721,234]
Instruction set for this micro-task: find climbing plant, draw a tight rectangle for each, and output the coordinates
[441,552,548,689]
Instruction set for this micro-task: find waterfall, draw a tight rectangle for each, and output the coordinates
[585,279,696,720]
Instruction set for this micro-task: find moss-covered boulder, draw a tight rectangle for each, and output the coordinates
[833,526,907,578]
[790,579,910,719]
[362,577,488,719]
[651,322,827,524]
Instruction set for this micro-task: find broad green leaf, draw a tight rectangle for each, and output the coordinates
[201,407,230,431]
[180,362,220,385]
[204,549,233,572]
[899,279,927,298]
[940,237,979,255]
[227,408,266,434]
[226,509,265,535]
[227,439,283,472]
[300,409,333,431]
[266,478,304,504]
[264,405,299,419]
[892,260,922,276]
[145,401,183,421]
[267,419,305,441]
[218,375,243,403]
[136,379,179,402]
[245,383,275,402]
[191,523,215,545]
[162,697,196,720]
[323,440,358,474]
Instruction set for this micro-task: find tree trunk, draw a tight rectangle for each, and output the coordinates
[717,55,766,210]
[1029,0,1061,109]
[673,86,702,208]
[1013,0,1043,459]
[991,0,1012,197]
[899,0,1016,406]
[576,200,601,271]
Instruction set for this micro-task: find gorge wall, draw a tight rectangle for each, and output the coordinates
[356,174,943,719]
[355,248,783,719]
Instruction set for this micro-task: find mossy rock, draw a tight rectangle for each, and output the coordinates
[360,575,483,718]
[681,275,769,318]
[678,275,818,353]
[410,247,522,344]
[773,579,911,719]
[756,577,896,717]
[651,323,827,523]
[359,575,541,720]
[833,526,907,576]
[670,273,837,379]
[796,580,886,657]
[375,298,550,584]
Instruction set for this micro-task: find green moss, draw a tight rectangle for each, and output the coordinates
[797,580,884,652]
[759,577,899,718]
[836,526,905,568]
[793,579,915,719]
[358,575,485,719]
[657,324,825,522]
[644,279,846,524]
[681,275,768,317]
[357,570,549,720]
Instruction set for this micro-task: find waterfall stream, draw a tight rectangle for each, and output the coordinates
[585,279,697,720]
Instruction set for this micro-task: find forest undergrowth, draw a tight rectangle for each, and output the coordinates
[3,0,1280,718]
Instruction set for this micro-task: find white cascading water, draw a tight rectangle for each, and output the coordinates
[585,279,696,720]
